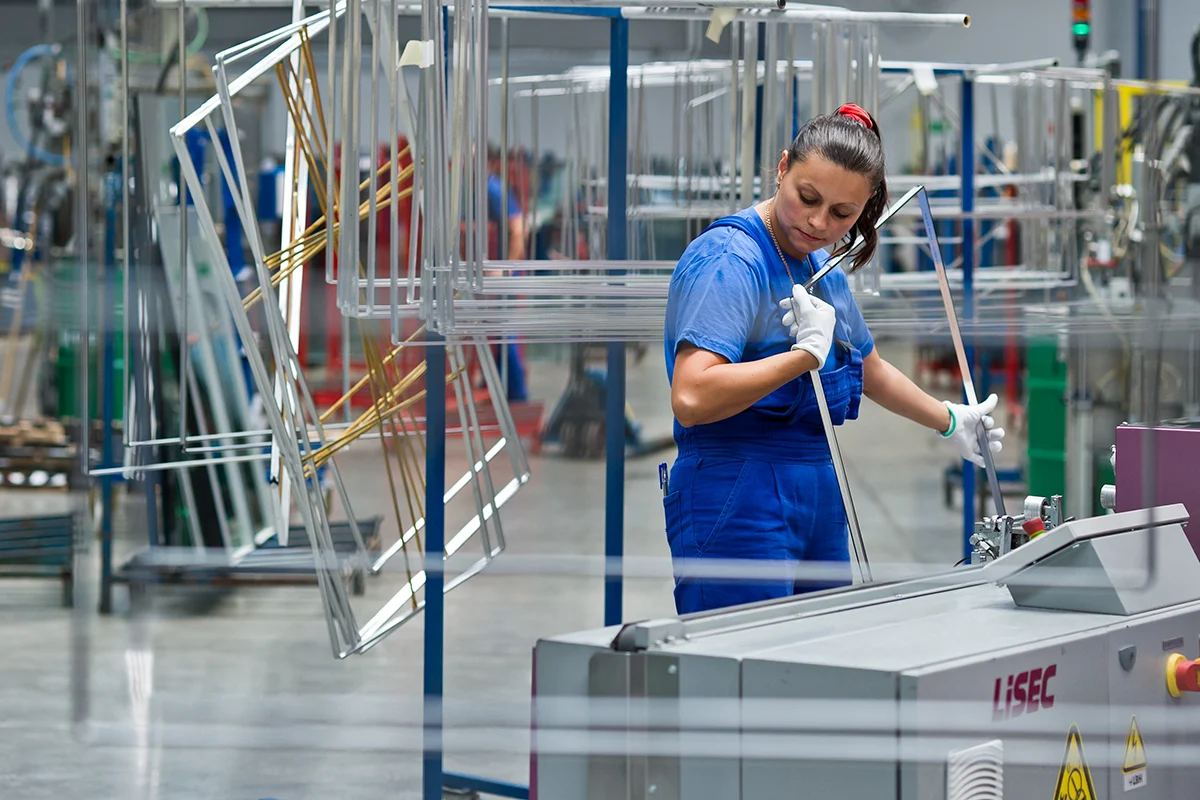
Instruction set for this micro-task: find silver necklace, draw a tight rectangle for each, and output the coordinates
[764,199,799,287]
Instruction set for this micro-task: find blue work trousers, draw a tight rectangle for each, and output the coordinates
[491,342,528,403]
[663,453,851,615]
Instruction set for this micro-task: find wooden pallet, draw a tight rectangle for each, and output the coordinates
[0,420,74,489]
[0,420,68,448]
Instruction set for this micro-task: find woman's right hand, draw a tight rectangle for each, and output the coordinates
[779,286,836,369]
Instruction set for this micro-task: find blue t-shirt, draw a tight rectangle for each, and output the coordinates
[664,206,874,450]
[487,174,521,223]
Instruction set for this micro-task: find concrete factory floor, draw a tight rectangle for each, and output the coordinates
[0,340,1020,800]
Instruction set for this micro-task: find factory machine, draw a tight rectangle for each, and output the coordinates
[532,504,1200,800]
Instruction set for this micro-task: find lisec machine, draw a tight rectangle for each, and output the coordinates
[532,505,1200,800]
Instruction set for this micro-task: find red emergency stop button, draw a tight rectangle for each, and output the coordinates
[1166,654,1200,698]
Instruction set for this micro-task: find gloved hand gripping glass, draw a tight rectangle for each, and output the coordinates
[779,285,836,369]
[941,394,1005,468]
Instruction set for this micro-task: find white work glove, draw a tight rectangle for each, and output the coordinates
[778,285,837,369]
[941,393,1006,468]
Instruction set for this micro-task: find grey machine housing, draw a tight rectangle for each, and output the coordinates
[532,505,1200,800]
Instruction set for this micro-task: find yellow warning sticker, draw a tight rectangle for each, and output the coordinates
[1123,715,1148,791]
[1053,724,1097,800]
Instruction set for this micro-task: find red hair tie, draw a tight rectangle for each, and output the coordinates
[836,103,873,130]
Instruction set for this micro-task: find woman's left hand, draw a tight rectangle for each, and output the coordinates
[940,393,1005,468]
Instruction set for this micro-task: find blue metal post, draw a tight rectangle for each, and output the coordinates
[423,335,446,800]
[96,169,121,612]
[792,73,800,140]
[605,16,629,628]
[960,76,976,559]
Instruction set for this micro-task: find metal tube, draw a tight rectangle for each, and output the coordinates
[618,7,967,25]
[673,66,682,207]
[783,25,796,141]
[447,346,493,557]
[810,369,870,583]
[120,0,132,449]
[740,21,757,206]
[76,0,90,479]
[499,17,510,259]
[681,64,694,238]
[325,0,338,291]
[760,23,775,169]
[1100,69,1116,208]
[475,0,489,287]
[605,15,629,627]
[917,187,1006,521]
[367,0,381,311]
[453,343,506,554]
[339,0,361,310]
[812,21,834,115]
[529,89,539,256]
[177,0,191,453]
[1138,0,1160,81]
[862,23,879,116]
[89,452,274,477]
[477,3,969,25]
[512,0,787,7]
[446,0,468,295]
[389,0,400,338]
[728,23,740,211]
[468,342,525,480]
[272,0,312,533]
[632,72,645,259]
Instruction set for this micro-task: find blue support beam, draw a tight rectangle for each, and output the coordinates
[960,76,976,559]
[605,15,629,628]
[424,335,446,800]
[99,168,119,614]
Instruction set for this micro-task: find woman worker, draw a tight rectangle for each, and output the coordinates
[663,104,1005,615]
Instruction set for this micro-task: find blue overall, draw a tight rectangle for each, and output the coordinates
[663,207,875,614]
[487,173,529,402]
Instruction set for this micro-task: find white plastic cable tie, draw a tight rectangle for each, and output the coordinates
[706,8,739,43]
[399,39,435,69]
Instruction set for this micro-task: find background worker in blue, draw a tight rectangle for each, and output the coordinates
[486,146,529,402]
[663,104,1005,615]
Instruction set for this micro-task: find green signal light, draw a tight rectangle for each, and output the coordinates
[1073,22,1090,36]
